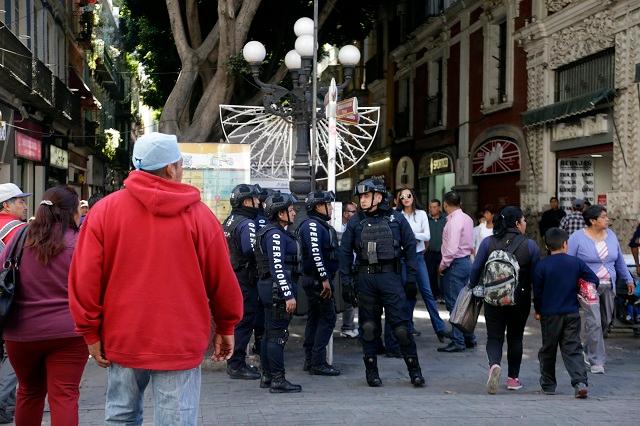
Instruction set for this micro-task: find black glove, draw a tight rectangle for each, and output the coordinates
[405,280,417,299]
[342,277,358,307]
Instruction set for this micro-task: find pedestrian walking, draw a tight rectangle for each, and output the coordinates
[223,184,262,380]
[437,191,476,353]
[339,178,425,387]
[397,188,448,342]
[567,205,635,374]
[533,228,598,399]
[560,198,586,235]
[427,199,446,301]
[69,132,243,426]
[473,205,494,257]
[1,186,88,425]
[255,192,302,393]
[539,196,566,237]
[0,182,31,424]
[296,190,341,376]
[470,206,540,393]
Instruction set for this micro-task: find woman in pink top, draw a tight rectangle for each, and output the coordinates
[0,186,87,426]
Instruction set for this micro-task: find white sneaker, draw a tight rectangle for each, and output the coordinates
[341,329,358,338]
[590,365,605,374]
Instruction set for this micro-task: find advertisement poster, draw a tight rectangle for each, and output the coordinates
[557,158,595,211]
[179,143,251,220]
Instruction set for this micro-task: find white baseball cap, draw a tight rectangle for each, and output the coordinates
[0,183,31,204]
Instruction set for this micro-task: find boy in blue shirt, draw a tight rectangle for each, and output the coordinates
[533,228,599,399]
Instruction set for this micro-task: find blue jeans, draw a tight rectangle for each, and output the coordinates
[441,256,476,348]
[105,363,201,426]
[413,254,446,334]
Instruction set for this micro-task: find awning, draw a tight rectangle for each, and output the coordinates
[522,89,615,127]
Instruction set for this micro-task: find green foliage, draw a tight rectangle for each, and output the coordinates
[119,0,382,109]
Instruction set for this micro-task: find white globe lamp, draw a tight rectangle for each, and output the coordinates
[243,41,266,64]
[284,50,302,70]
[295,35,315,58]
[294,17,314,37]
[338,45,361,66]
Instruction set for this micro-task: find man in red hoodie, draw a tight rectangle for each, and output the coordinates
[69,132,243,426]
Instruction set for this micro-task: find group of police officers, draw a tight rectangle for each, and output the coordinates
[222,177,425,394]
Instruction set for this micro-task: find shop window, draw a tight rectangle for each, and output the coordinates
[554,49,614,102]
[426,58,444,130]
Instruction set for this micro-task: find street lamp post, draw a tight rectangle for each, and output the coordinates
[243,17,361,197]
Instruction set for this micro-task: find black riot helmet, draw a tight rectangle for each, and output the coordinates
[305,190,335,212]
[264,192,297,223]
[353,178,386,196]
[230,184,259,209]
[258,187,277,204]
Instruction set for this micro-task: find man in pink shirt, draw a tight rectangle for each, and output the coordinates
[437,191,476,352]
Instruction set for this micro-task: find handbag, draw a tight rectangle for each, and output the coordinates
[450,285,483,335]
[0,225,29,323]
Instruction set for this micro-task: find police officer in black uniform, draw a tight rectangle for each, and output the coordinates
[255,193,302,393]
[223,184,261,380]
[296,190,341,376]
[251,185,272,355]
[339,178,425,387]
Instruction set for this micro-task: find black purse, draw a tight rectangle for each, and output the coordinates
[0,225,29,323]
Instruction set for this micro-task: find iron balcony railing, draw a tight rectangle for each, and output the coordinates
[54,76,73,120]
[32,59,53,105]
[0,25,32,87]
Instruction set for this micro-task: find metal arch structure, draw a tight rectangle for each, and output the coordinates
[219,104,380,183]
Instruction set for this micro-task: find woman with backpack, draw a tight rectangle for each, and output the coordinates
[469,206,540,394]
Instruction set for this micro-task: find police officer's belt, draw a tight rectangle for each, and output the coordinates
[357,262,396,274]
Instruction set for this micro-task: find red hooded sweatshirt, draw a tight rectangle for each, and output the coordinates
[69,171,243,370]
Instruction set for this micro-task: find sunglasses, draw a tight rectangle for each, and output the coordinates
[399,194,413,200]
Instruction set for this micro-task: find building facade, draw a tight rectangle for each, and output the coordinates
[518,0,640,239]
[0,0,134,215]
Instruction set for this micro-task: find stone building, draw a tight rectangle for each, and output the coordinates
[518,0,640,240]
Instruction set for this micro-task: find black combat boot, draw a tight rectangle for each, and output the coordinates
[404,356,425,387]
[363,356,382,387]
[309,363,341,376]
[269,373,302,393]
[259,372,272,389]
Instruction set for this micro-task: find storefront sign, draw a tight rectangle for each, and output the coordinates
[336,177,352,192]
[395,156,415,188]
[557,158,595,210]
[597,194,607,206]
[419,152,454,176]
[15,131,42,162]
[472,139,521,176]
[50,145,69,169]
[552,114,609,142]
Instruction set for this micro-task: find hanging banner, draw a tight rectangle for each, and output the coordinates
[179,143,251,220]
[472,139,521,176]
[557,158,595,211]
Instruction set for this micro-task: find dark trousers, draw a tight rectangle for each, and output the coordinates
[356,271,417,358]
[539,313,587,390]
[301,276,337,366]
[228,269,259,369]
[257,279,292,375]
[484,297,530,378]
[7,337,88,426]
[425,250,442,299]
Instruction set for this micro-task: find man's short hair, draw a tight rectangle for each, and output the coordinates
[545,227,568,251]
[549,196,559,203]
[342,201,356,213]
[443,191,461,207]
[429,199,441,206]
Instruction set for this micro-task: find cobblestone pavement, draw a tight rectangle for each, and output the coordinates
[28,305,640,425]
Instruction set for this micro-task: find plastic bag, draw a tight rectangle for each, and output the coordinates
[578,278,598,305]
[450,286,483,335]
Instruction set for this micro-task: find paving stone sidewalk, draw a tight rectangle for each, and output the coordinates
[28,304,640,425]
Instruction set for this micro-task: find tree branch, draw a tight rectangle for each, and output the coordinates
[186,0,202,48]
[234,0,263,52]
[165,0,193,60]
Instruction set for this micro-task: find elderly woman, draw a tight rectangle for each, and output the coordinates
[568,205,635,374]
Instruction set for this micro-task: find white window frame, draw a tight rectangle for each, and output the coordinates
[481,4,515,114]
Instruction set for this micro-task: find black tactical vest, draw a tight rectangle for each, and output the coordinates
[222,213,254,271]
[358,214,399,264]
